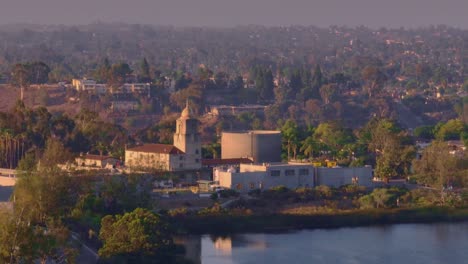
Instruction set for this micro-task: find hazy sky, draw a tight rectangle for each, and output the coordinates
[1,0,467,28]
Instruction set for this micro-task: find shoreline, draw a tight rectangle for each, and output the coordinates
[172,206,468,235]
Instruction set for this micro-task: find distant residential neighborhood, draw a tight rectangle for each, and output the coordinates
[0,23,467,264]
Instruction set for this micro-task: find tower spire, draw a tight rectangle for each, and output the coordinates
[180,98,192,119]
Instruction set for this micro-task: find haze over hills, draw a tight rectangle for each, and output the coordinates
[1,0,468,28]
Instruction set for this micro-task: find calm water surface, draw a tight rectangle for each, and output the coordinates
[184,222,468,264]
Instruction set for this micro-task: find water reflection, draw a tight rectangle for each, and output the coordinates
[186,222,468,264]
[210,235,268,255]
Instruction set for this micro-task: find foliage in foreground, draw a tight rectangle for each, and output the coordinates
[98,208,188,264]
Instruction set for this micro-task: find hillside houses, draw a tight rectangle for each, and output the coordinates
[71,78,150,96]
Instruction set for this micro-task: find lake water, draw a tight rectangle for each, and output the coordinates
[181,222,468,264]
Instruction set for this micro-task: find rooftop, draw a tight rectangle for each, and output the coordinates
[222,130,281,135]
[127,144,184,154]
[202,158,253,166]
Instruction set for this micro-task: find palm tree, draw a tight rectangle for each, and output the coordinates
[300,136,319,159]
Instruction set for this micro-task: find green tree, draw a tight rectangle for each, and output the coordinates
[28,61,51,84]
[359,188,396,209]
[281,119,300,160]
[412,141,464,203]
[4,140,77,263]
[139,58,151,83]
[99,208,181,263]
[413,125,435,140]
[310,64,323,99]
[108,63,133,88]
[319,84,338,104]
[365,119,414,179]
[313,122,354,157]
[260,69,274,101]
[361,66,387,98]
[300,129,320,159]
[94,57,111,82]
[434,119,466,141]
[10,63,30,101]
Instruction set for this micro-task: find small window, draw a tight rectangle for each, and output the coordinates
[236,183,242,190]
[179,156,184,161]
[270,170,280,177]
[179,163,183,168]
[285,169,295,176]
[195,159,199,163]
[299,169,309,176]
[250,182,255,189]
[195,149,199,154]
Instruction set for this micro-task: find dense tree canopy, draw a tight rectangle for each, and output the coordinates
[99,208,182,263]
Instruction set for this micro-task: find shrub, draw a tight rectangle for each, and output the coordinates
[295,187,315,201]
[359,188,406,209]
[270,186,290,193]
[248,189,262,197]
[218,189,240,198]
[261,186,294,200]
[210,192,218,200]
[314,185,333,199]
[340,184,367,197]
[359,194,375,209]
[168,207,189,217]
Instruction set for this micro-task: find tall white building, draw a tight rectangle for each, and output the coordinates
[173,101,202,170]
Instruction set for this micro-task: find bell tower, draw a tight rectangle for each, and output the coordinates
[173,100,202,169]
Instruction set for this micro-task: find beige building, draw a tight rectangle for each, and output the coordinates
[214,163,315,192]
[75,154,121,169]
[125,101,202,171]
[315,166,373,188]
[123,83,150,92]
[125,144,185,171]
[72,78,107,94]
[214,163,374,192]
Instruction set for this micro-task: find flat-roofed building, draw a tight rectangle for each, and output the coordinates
[75,154,121,169]
[72,78,107,94]
[122,83,151,96]
[214,162,374,192]
[315,166,373,188]
[214,162,315,192]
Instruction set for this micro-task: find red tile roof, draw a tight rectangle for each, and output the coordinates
[127,144,184,154]
[202,158,253,166]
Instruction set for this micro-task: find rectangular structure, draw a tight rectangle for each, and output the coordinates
[315,166,373,187]
[214,163,315,192]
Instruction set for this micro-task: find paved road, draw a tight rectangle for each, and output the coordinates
[0,186,13,202]
[71,232,99,264]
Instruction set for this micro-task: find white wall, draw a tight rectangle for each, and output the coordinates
[315,167,373,188]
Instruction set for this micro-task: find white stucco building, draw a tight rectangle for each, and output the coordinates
[213,163,373,192]
[214,163,315,192]
[125,101,202,171]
